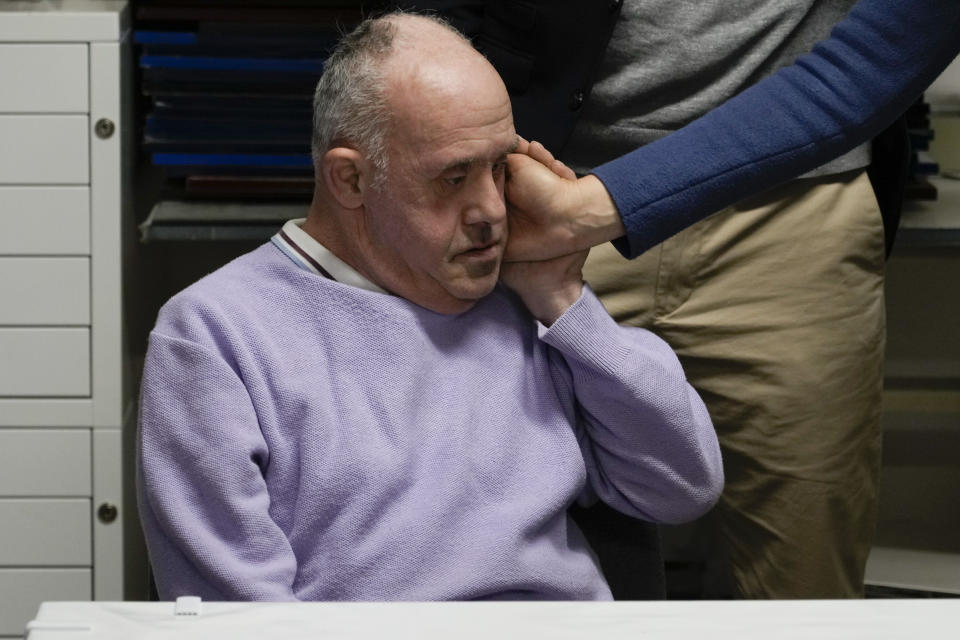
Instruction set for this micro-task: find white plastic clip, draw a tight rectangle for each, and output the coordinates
[174,596,202,617]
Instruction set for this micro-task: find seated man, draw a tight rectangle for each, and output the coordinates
[137,12,723,601]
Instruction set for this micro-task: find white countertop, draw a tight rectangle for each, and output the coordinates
[25,599,960,640]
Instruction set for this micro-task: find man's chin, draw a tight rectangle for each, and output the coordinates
[446,272,501,304]
[456,277,499,301]
[460,254,501,279]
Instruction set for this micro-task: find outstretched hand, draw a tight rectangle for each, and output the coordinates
[504,138,625,262]
[504,139,581,262]
[516,138,578,181]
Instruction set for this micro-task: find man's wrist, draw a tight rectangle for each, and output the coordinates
[527,281,584,326]
[574,175,626,249]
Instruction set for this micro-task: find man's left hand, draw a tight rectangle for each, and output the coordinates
[500,249,588,325]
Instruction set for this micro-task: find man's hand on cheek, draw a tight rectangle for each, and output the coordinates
[500,250,588,326]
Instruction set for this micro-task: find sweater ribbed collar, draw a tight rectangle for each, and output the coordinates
[271,218,387,295]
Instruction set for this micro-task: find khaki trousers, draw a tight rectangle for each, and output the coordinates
[583,170,885,598]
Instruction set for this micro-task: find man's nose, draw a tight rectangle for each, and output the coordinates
[463,170,507,226]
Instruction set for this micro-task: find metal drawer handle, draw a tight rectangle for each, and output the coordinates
[97,502,118,523]
[95,118,115,139]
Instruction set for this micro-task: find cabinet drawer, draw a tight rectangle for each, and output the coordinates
[0,569,90,637]
[0,499,91,566]
[0,258,89,325]
[0,187,90,255]
[0,44,88,113]
[0,328,89,397]
[0,115,88,184]
[0,430,91,496]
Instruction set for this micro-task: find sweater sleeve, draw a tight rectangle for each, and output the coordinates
[137,330,299,601]
[538,287,723,524]
[593,0,960,258]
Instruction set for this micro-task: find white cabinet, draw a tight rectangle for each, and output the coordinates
[0,258,91,325]
[0,2,130,637]
[0,329,91,397]
[0,431,92,496]
[0,44,89,113]
[0,500,92,566]
[0,116,89,184]
[0,571,91,638]
[0,187,91,255]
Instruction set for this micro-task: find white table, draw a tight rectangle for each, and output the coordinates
[24,599,960,640]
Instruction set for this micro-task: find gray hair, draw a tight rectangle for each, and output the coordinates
[311,11,469,189]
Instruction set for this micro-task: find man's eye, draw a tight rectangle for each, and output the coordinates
[444,175,466,186]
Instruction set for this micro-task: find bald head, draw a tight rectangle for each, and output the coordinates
[310,12,504,183]
[382,16,511,161]
[379,13,492,86]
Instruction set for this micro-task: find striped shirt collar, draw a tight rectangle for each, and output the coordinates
[271,218,387,295]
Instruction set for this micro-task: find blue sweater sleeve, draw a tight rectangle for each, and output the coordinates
[592,0,960,258]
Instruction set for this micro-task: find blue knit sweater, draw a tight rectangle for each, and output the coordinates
[594,0,960,257]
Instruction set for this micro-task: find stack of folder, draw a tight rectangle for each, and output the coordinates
[905,96,939,201]
[136,1,379,202]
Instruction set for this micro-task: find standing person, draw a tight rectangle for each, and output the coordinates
[405,0,960,598]
[570,1,882,600]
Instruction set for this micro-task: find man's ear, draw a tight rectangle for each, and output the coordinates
[321,147,370,209]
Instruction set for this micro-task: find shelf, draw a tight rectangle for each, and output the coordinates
[138,174,960,245]
[897,175,960,249]
[139,199,306,242]
[865,547,960,595]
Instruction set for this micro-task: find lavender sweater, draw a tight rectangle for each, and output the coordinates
[137,241,722,601]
